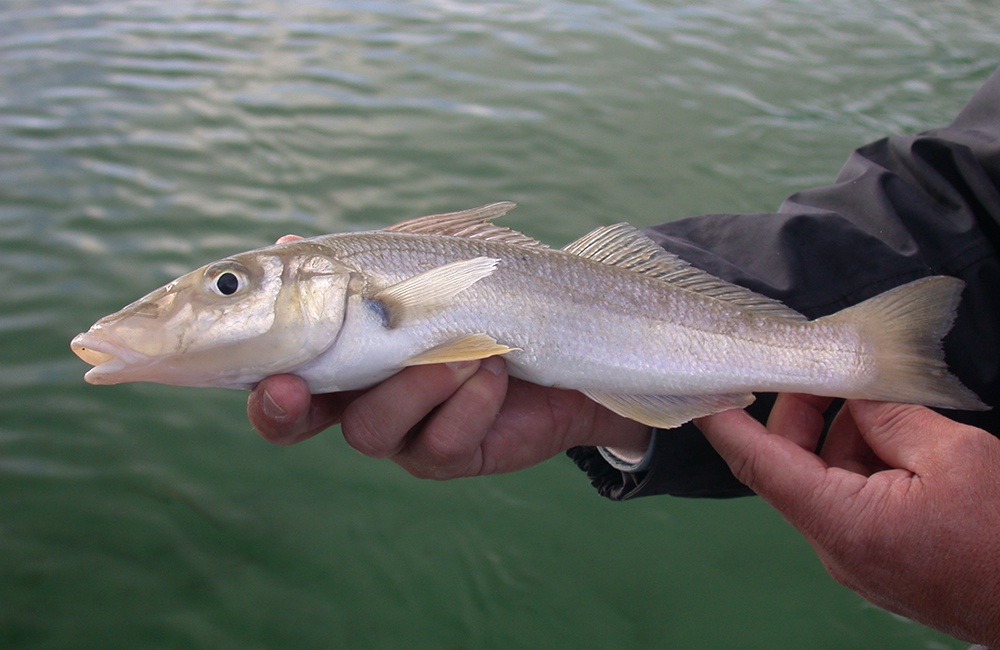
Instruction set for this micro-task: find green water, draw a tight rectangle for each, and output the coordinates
[2,1,997,647]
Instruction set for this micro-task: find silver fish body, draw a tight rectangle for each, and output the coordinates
[71,202,988,428]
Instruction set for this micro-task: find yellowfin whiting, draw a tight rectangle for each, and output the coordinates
[71,202,988,428]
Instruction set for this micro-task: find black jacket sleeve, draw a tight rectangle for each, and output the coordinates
[569,65,1000,500]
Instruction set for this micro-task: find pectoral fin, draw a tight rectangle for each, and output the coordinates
[405,334,519,365]
[583,390,755,429]
[373,257,500,328]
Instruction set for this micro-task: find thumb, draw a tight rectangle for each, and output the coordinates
[845,400,962,474]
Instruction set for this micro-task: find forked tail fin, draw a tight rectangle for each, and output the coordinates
[819,276,989,411]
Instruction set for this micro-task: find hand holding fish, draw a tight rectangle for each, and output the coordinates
[71,205,998,643]
[696,396,1000,648]
[248,358,651,479]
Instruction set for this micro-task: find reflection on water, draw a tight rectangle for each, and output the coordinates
[1,1,996,647]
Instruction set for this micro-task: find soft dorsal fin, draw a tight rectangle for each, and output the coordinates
[564,223,807,321]
[385,202,549,250]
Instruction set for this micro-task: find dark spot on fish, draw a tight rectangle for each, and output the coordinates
[364,298,391,329]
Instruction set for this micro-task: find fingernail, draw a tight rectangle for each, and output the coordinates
[261,388,288,421]
[481,355,505,376]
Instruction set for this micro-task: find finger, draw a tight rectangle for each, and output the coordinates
[393,356,509,479]
[696,407,831,508]
[275,234,303,244]
[340,361,482,459]
[820,405,885,475]
[846,400,973,474]
[248,374,358,445]
[766,393,834,450]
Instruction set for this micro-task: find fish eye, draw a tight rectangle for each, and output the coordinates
[206,263,249,297]
[216,272,240,296]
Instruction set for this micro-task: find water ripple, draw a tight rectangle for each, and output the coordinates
[2,1,999,647]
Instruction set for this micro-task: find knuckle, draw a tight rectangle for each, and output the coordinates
[341,400,398,458]
[727,447,765,490]
[922,422,997,479]
[398,419,482,481]
[937,423,992,456]
[404,462,460,481]
[418,433,474,479]
[728,454,755,486]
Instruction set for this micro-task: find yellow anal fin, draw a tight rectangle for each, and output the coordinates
[404,334,519,366]
[583,390,755,429]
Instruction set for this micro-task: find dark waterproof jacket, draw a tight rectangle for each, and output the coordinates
[569,65,1000,499]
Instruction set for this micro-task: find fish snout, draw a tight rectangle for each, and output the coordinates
[71,332,116,366]
[70,330,140,384]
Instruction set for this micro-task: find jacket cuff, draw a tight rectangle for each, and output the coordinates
[567,419,758,500]
[567,445,649,500]
[597,432,657,472]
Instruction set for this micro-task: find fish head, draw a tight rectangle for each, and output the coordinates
[71,242,356,388]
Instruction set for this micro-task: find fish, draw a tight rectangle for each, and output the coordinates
[71,201,989,428]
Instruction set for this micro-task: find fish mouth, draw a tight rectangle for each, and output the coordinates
[70,332,136,384]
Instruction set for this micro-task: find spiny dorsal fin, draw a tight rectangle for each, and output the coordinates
[372,257,500,328]
[385,202,549,250]
[564,223,807,321]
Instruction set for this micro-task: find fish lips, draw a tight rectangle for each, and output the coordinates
[71,331,153,385]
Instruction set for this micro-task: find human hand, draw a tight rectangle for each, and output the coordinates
[696,395,1000,647]
[248,358,650,479]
